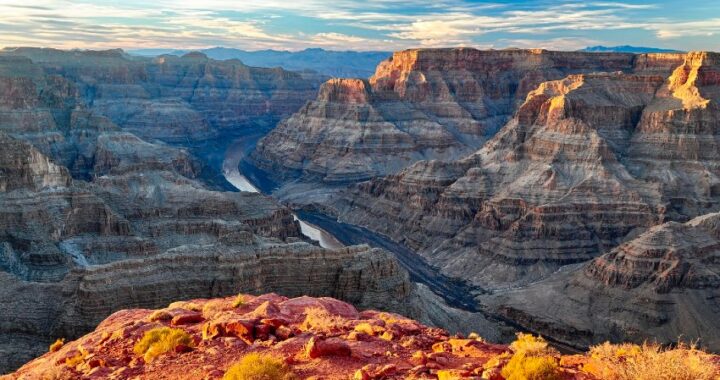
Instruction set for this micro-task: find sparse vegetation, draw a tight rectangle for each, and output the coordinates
[133,327,194,362]
[64,345,89,368]
[501,333,561,380]
[301,307,346,332]
[232,294,245,308]
[583,341,719,380]
[49,338,65,352]
[223,352,294,380]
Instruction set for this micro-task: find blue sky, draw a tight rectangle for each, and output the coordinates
[0,0,718,51]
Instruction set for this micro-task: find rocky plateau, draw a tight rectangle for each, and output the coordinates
[7,293,719,380]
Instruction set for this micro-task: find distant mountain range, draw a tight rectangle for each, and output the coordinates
[127,47,390,78]
[580,45,683,53]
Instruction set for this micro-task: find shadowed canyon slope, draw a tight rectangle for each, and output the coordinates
[251,48,720,349]
[483,211,720,350]
[0,48,496,374]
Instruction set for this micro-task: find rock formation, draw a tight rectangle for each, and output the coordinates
[0,47,503,374]
[333,50,720,351]
[250,49,720,349]
[483,211,720,350]
[6,293,719,380]
[251,48,647,183]
[331,50,720,290]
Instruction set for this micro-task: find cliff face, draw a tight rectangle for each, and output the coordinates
[484,212,720,351]
[0,48,496,374]
[332,51,719,287]
[0,243,420,372]
[323,50,720,349]
[251,49,659,183]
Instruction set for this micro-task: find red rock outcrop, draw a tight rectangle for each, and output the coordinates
[6,293,719,380]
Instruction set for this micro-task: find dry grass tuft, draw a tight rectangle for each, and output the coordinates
[49,338,65,353]
[501,333,561,380]
[223,352,294,380]
[584,341,719,380]
[133,327,194,362]
[64,345,89,368]
[232,294,245,308]
[300,307,346,332]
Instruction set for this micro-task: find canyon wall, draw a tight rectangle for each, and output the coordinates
[251,49,648,183]
[250,48,720,349]
[484,211,720,350]
[333,50,718,287]
[0,48,440,374]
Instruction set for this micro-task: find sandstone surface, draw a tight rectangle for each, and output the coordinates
[6,294,719,380]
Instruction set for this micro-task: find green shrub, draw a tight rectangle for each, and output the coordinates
[502,353,560,380]
[232,294,245,308]
[133,327,193,362]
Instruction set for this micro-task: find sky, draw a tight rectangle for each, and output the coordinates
[0,0,719,52]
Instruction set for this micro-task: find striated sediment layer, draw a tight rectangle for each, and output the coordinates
[334,51,720,289]
[0,242,424,372]
[0,47,503,374]
[484,211,720,351]
[251,48,667,183]
[0,49,326,373]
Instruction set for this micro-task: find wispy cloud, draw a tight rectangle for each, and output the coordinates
[0,0,717,51]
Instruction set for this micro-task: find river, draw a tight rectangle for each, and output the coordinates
[221,138,590,351]
[222,137,344,250]
[221,135,484,311]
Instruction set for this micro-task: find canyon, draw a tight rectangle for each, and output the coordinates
[0,47,503,374]
[3,44,720,375]
[249,48,720,351]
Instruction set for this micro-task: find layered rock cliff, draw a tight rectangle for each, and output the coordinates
[0,48,502,374]
[0,242,421,372]
[331,51,720,287]
[251,48,654,183]
[484,211,720,350]
[319,50,720,349]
